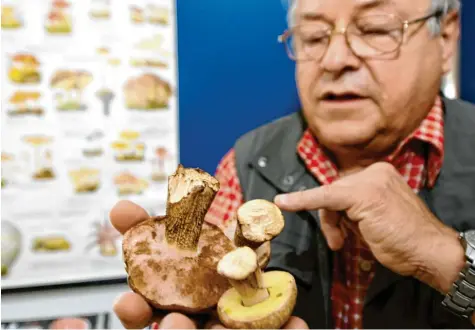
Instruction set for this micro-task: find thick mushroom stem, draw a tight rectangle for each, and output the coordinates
[165,164,220,250]
[217,246,269,307]
[255,241,271,269]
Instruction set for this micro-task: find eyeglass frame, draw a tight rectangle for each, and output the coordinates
[277,9,444,61]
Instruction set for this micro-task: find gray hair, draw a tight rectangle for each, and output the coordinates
[285,0,460,36]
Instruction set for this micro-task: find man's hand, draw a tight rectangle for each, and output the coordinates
[274,162,465,294]
[110,200,309,329]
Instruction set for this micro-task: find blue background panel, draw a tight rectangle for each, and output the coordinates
[176,0,474,175]
[460,0,475,104]
[176,0,299,174]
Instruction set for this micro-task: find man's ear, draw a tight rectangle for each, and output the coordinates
[439,10,460,75]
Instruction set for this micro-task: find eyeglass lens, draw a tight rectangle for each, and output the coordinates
[285,14,405,61]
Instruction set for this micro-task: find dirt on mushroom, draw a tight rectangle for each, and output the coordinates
[122,165,236,313]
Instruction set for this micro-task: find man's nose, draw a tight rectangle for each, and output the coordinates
[319,28,361,73]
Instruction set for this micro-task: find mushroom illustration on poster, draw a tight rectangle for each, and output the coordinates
[44,0,73,35]
[7,52,42,85]
[1,3,24,31]
[0,0,179,289]
[50,70,92,112]
[123,72,172,111]
[1,0,43,43]
[21,134,57,182]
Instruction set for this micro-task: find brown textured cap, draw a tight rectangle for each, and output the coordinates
[123,217,236,313]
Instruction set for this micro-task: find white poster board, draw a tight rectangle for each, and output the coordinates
[1,0,179,289]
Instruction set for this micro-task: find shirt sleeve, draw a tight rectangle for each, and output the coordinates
[205,148,245,229]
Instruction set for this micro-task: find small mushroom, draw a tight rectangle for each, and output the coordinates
[122,165,236,313]
[233,199,284,269]
[216,246,297,329]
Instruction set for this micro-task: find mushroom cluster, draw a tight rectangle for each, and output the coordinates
[122,165,297,328]
[216,200,297,329]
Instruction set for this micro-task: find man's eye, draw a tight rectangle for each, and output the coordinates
[361,26,391,35]
[358,21,400,34]
[304,37,326,44]
[301,33,328,44]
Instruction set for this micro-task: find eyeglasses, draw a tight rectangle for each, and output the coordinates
[278,10,442,62]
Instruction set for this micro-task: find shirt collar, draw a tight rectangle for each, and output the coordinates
[297,96,445,188]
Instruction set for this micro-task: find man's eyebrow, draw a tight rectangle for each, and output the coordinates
[356,0,392,11]
[300,12,331,24]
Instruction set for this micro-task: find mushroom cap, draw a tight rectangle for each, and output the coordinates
[50,70,92,90]
[52,0,70,9]
[22,135,53,146]
[123,216,236,313]
[12,53,40,65]
[1,153,14,162]
[50,70,75,88]
[110,141,129,150]
[237,199,285,243]
[120,130,140,140]
[217,270,297,329]
[156,146,168,157]
[217,246,258,281]
[9,91,41,103]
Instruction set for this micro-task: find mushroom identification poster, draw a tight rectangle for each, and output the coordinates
[1,0,179,289]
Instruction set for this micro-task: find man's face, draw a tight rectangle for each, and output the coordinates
[295,0,459,159]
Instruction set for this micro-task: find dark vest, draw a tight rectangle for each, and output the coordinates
[233,97,475,328]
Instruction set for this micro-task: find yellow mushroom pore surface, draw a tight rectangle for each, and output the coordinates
[218,271,297,327]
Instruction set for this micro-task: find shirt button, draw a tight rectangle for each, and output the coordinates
[282,175,294,186]
[257,156,267,168]
[359,259,372,272]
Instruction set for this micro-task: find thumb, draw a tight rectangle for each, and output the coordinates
[282,316,309,329]
[274,184,354,212]
[158,313,197,329]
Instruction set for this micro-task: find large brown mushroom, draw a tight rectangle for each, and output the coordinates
[122,165,236,313]
[233,199,285,269]
[216,246,297,329]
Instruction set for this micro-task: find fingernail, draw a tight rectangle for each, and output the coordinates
[274,194,287,205]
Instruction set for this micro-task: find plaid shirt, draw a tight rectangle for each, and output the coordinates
[152,96,444,329]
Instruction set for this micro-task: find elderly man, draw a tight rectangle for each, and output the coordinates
[111,0,475,328]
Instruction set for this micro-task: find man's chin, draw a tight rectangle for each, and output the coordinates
[315,123,381,151]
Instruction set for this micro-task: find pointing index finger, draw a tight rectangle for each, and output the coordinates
[274,184,353,212]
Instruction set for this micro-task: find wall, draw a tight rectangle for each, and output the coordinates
[176,0,299,174]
